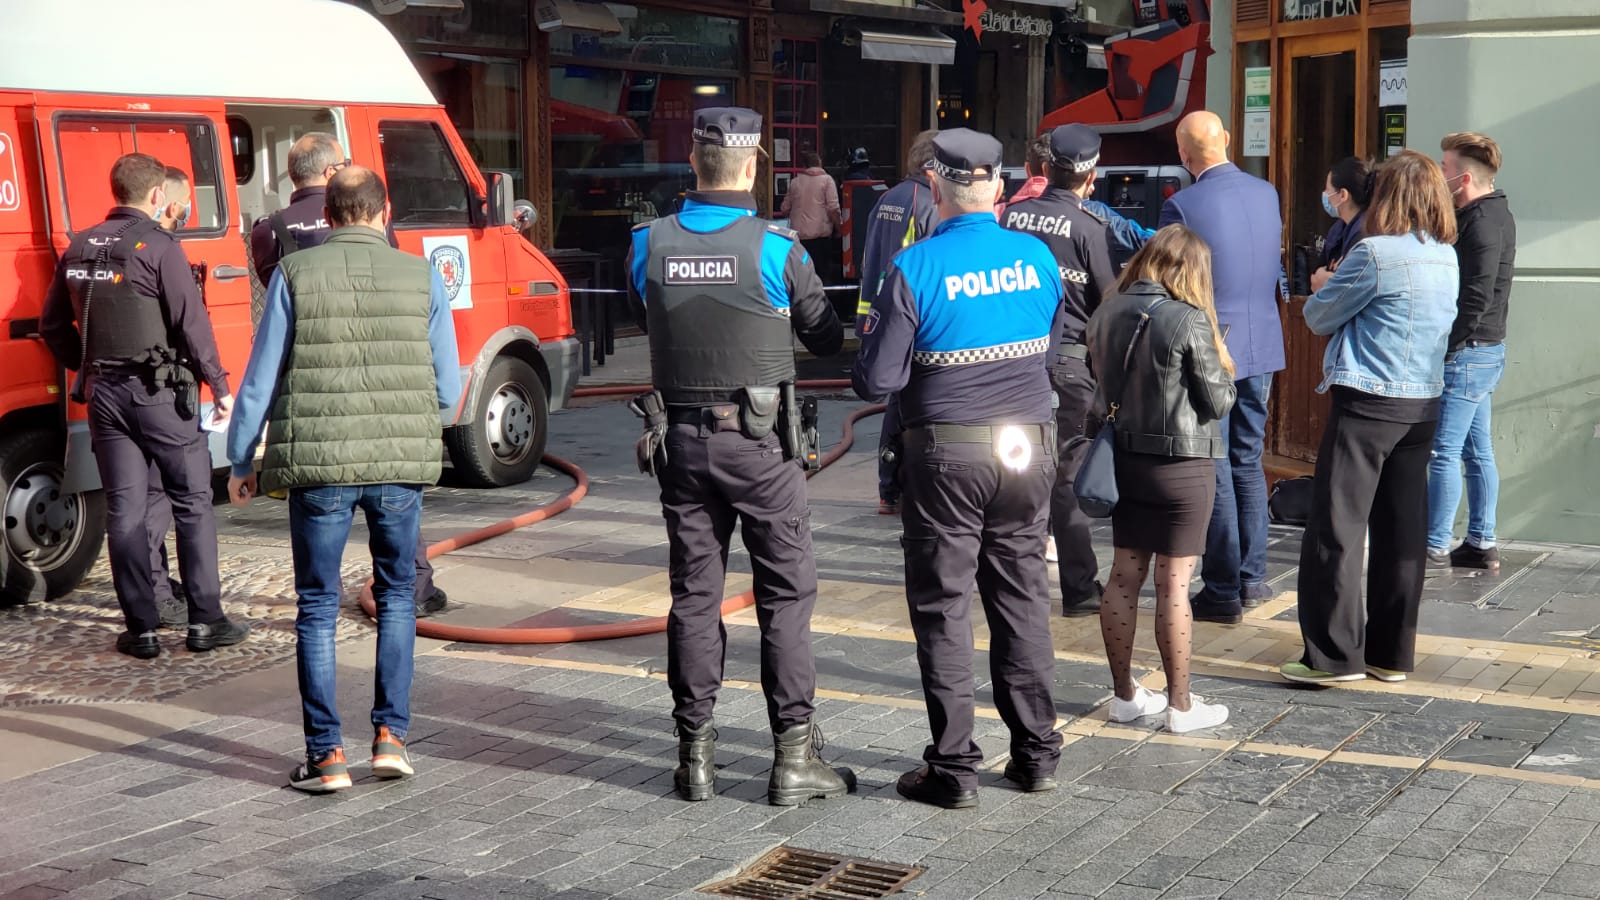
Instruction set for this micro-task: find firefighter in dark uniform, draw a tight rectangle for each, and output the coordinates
[626,108,855,807]
[855,129,940,516]
[40,153,251,659]
[854,129,1065,809]
[1001,124,1119,618]
[247,131,444,618]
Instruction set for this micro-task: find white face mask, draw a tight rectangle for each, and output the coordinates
[1445,172,1467,197]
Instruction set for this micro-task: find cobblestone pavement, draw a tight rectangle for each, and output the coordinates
[6,373,1600,899]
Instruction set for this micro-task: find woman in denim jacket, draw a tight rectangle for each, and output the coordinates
[1283,150,1460,686]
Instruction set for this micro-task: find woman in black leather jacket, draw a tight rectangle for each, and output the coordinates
[1084,226,1237,734]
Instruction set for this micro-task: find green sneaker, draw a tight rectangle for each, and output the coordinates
[371,726,414,779]
[289,747,352,793]
[1280,661,1364,684]
[1365,665,1407,683]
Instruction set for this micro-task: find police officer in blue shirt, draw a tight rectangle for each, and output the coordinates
[1003,124,1119,618]
[854,128,1064,809]
[626,107,854,807]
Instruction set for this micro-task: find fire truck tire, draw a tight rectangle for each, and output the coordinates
[447,355,548,488]
[1,428,106,604]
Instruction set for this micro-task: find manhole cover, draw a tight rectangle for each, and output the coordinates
[700,846,923,899]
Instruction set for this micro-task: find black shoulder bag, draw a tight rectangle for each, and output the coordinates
[1074,298,1169,518]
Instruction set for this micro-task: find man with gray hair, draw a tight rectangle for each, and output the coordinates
[248,131,443,618]
[853,128,1064,809]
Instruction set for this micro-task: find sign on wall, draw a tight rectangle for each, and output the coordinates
[1243,66,1271,158]
[1380,59,1407,107]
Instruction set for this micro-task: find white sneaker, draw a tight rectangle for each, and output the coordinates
[1166,695,1229,733]
[1108,686,1169,723]
[1045,536,1059,563]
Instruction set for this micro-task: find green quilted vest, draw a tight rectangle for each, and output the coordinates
[260,227,442,495]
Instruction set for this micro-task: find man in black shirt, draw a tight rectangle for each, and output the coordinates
[41,153,250,658]
[1427,132,1516,571]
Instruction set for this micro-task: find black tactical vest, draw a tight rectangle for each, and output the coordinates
[643,215,797,406]
[1002,193,1102,345]
[64,217,171,367]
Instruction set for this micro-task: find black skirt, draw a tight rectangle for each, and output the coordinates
[1111,450,1216,557]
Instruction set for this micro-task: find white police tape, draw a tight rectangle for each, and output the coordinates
[567,286,862,295]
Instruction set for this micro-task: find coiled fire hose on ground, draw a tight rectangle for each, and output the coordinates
[358,381,884,644]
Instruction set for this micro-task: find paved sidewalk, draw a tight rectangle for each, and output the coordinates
[5,375,1600,899]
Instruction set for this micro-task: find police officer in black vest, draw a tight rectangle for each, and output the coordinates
[626,107,854,807]
[1001,124,1119,619]
[247,132,444,618]
[854,129,1064,809]
[40,153,250,659]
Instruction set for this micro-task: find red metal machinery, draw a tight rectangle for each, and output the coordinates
[1039,0,1212,165]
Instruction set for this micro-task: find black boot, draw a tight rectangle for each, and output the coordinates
[674,721,716,801]
[768,722,856,807]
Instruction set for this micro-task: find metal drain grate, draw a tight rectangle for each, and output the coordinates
[700,846,924,899]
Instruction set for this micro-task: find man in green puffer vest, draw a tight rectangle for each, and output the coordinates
[224,166,462,794]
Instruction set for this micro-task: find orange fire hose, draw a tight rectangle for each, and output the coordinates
[357,380,884,644]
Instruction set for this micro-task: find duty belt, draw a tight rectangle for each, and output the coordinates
[904,423,1051,446]
[667,404,742,433]
[1056,343,1089,364]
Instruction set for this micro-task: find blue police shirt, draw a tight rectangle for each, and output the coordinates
[852,212,1064,428]
[627,191,840,362]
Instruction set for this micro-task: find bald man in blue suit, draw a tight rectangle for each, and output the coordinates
[1158,111,1285,624]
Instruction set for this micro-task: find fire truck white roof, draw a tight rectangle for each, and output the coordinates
[0,0,436,106]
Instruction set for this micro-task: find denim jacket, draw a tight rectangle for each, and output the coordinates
[1304,232,1459,398]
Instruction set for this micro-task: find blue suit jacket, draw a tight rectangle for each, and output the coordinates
[1158,162,1285,379]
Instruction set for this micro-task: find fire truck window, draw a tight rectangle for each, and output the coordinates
[226,116,255,185]
[54,116,227,236]
[377,120,473,227]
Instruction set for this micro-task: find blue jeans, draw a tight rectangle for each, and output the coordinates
[1199,373,1273,607]
[1427,344,1506,551]
[289,483,422,757]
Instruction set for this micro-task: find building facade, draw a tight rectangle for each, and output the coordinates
[1207,0,1600,542]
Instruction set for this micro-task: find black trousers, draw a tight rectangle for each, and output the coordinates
[88,375,225,634]
[900,434,1063,790]
[1297,398,1437,675]
[657,421,819,733]
[1051,359,1099,606]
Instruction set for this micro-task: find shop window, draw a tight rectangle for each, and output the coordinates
[415,53,525,186]
[369,0,529,52]
[1235,40,1269,181]
[1372,26,1408,163]
[549,6,741,73]
[54,115,226,236]
[773,38,821,201]
[822,40,900,181]
[377,120,474,227]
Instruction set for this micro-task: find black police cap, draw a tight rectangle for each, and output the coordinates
[692,107,763,149]
[926,128,1004,186]
[1048,124,1102,174]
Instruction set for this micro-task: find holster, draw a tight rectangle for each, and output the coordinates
[775,383,819,470]
[143,347,198,420]
[738,386,781,440]
[629,389,669,476]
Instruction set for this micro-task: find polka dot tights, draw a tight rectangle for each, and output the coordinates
[1098,548,1201,713]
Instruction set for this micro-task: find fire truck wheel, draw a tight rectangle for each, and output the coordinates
[447,355,548,488]
[1,427,107,605]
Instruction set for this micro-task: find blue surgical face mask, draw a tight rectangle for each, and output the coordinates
[1321,190,1340,218]
[173,201,191,228]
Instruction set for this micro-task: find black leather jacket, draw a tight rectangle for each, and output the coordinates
[1084,281,1237,459]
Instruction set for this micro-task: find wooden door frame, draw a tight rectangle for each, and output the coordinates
[1278,31,1366,253]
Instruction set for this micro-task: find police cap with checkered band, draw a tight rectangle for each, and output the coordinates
[692,107,764,150]
[925,128,1004,186]
[1048,124,1101,174]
